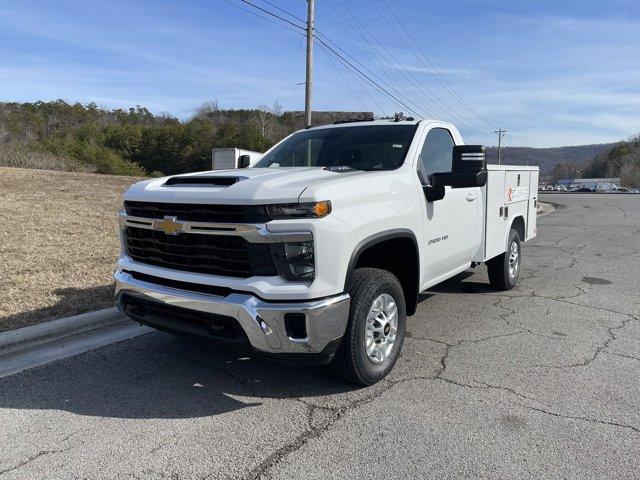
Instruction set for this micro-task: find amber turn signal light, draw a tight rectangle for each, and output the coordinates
[313,201,331,217]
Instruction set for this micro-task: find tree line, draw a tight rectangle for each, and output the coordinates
[2,100,638,186]
[0,100,303,176]
[550,134,640,187]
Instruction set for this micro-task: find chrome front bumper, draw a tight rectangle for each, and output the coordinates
[114,270,350,356]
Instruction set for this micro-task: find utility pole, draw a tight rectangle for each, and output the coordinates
[494,128,506,165]
[304,0,315,128]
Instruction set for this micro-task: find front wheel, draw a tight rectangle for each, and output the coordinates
[330,268,406,386]
[487,229,521,290]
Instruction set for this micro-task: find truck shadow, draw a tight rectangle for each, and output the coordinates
[421,271,495,296]
[0,331,356,419]
[0,271,497,420]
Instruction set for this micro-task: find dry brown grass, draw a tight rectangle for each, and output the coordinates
[0,167,144,332]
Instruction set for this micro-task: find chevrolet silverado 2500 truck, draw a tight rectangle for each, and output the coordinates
[115,118,538,385]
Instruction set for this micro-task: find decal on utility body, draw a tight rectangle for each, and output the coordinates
[505,186,528,204]
[428,234,448,246]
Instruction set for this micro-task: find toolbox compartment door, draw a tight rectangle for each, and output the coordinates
[483,169,507,261]
[483,167,537,261]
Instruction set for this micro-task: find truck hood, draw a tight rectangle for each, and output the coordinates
[123,167,363,204]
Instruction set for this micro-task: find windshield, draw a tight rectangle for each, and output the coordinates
[253,124,418,171]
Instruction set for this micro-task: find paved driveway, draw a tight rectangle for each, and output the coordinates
[1,193,639,479]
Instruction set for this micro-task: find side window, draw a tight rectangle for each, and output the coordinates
[418,128,454,181]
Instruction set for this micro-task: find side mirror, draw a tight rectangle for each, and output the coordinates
[417,169,446,202]
[238,155,251,169]
[431,145,487,188]
[423,185,445,202]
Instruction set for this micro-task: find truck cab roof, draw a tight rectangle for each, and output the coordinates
[307,118,445,129]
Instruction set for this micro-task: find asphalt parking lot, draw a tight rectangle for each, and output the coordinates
[1,193,639,479]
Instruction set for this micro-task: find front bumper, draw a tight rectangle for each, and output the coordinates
[114,270,350,361]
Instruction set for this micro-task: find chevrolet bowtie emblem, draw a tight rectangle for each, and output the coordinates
[155,216,184,235]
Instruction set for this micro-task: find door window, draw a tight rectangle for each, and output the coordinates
[418,128,454,181]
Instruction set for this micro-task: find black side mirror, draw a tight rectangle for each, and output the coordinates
[431,145,487,188]
[423,185,445,202]
[452,144,486,171]
[417,169,446,202]
[238,155,251,169]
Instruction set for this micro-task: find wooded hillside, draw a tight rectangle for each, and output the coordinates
[1,100,637,186]
[0,100,314,176]
[486,143,618,174]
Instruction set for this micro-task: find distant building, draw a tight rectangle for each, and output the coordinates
[558,178,621,191]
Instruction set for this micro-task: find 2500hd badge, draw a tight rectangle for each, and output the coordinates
[428,234,449,245]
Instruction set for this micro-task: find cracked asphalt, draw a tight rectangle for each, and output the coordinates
[1,193,639,479]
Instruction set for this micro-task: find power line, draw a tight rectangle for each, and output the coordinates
[236,0,305,31]
[319,1,414,109]
[222,0,405,116]
[219,0,304,34]
[329,0,444,115]
[315,2,403,111]
[313,30,428,117]
[316,41,384,115]
[379,0,497,130]
[221,0,496,143]
[364,0,493,135]
[314,36,422,117]
[326,0,493,141]
[248,0,393,116]
[259,0,305,23]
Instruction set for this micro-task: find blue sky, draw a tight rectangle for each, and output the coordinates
[1,0,638,147]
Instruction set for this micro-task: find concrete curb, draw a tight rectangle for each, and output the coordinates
[0,307,124,355]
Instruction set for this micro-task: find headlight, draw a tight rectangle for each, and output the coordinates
[267,201,331,219]
[270,241,315,281]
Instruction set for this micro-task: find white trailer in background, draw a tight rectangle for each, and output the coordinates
[211,148,263,170]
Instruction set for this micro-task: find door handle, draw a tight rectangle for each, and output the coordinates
[466,193,477,202]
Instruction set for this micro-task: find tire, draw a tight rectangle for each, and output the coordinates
[487,229,521,290]
[330,268,406,386]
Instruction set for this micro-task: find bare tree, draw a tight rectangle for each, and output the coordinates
[193,100,219,120]
[252,105,271,137]
[0,119,8,144]
[271,100,282,116]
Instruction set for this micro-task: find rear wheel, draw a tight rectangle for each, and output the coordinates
[330,268,406,386]
[487,229,521,290]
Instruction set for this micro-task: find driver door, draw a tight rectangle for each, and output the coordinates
[418,127,480,283]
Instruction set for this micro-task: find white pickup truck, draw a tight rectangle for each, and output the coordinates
[115,118,538,385]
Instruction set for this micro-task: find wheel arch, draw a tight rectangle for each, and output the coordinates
[508,215,526,246]
[346,229,420,316]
